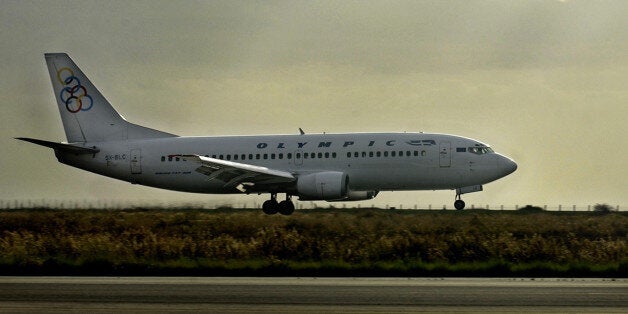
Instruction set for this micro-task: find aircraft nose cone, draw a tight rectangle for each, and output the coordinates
[501,156,517,176]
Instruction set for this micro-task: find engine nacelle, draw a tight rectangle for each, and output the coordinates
[297,171,348,200]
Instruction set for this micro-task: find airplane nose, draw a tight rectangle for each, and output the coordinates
[500,155,517,175]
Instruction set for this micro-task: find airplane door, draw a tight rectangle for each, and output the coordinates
[439,142,451,167]
[294,150,303,166]
[130,149,142,174]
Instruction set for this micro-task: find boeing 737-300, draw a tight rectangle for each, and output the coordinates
[17,53,517,215]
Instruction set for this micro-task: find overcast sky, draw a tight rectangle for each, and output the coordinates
[1,0,626,209]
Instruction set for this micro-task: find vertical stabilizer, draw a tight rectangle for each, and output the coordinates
[45,53,176,142]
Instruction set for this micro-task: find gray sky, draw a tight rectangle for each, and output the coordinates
[1,0,626,209]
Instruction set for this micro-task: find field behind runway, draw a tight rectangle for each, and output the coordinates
[0,208,626,277]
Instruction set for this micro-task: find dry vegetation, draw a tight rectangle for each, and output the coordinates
[0,208,626,276]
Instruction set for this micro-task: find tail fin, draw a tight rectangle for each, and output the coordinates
[45,53,176,142]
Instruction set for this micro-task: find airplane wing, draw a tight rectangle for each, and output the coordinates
[179,155,295,191]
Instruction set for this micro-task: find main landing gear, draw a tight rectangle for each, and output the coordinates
[262,193,295,216]
[454,195,466,211]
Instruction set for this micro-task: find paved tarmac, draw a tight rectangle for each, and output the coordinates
[0,277,626,313]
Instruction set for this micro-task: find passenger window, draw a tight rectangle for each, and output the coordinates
[256,154,260,160]
[398,151,403,157]
[263,154,268,159]
[249,154,253,159]
[234,154,238,160]
[296,153,301,159]
[161,156,165,162]
[287,153,292,159]
[219,155,224,160]
[318,152,323,158]
[413,151,418,156]
[241,154,246,160]
[384,151,388,157]
[406,151,411,157]
[226,155,231,161]
[304,153,308,159]
[311,153,315,158]
[376,151,381,157]
[347,152,351,158]
[212,155,216,158]
[354,152,359,158]
[279,153,283,159]
[271,153,276,159]
[421,150,426,156]
[457,147,466,152]
[325,152,329,158]
[362,152,366,158]
[391,151,396,157]
[332,152,337,158]
[175,157,180,161]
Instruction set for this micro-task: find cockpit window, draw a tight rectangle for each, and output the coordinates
[468,145,494,155]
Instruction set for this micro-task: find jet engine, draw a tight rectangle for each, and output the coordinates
[296,171,348,200]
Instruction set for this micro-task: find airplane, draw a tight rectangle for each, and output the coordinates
[16,53,517,215]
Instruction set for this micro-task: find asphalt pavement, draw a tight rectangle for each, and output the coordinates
[0,277,626,313]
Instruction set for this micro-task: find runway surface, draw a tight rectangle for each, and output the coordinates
[0,277,626,313]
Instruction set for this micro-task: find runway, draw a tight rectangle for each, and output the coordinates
[0,277,626,313]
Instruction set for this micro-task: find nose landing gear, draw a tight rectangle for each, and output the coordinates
[454,185,482,210]
[454,185,483,210]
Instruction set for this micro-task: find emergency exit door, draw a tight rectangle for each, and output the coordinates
[439,142,451,167]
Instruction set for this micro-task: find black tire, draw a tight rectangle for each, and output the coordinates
[278,200,295,216]
[262,200,279,215]
[454,200,465,210]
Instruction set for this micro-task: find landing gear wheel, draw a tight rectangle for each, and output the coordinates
[454,199,466,210]
[262,199,279,215]
[278,200,295,216]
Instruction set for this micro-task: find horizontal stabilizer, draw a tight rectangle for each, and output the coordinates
[15,137,100,154]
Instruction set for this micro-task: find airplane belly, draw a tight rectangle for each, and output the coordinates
[350,165,480,191]
[346,164,436,191]
[136,163,235,193]
[138,171,235,193]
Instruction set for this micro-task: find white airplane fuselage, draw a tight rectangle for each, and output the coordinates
[58,133,515,195]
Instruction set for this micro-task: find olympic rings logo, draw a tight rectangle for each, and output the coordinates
[57,67,93,113]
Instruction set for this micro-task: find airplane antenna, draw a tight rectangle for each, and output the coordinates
[299,128,305,135]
